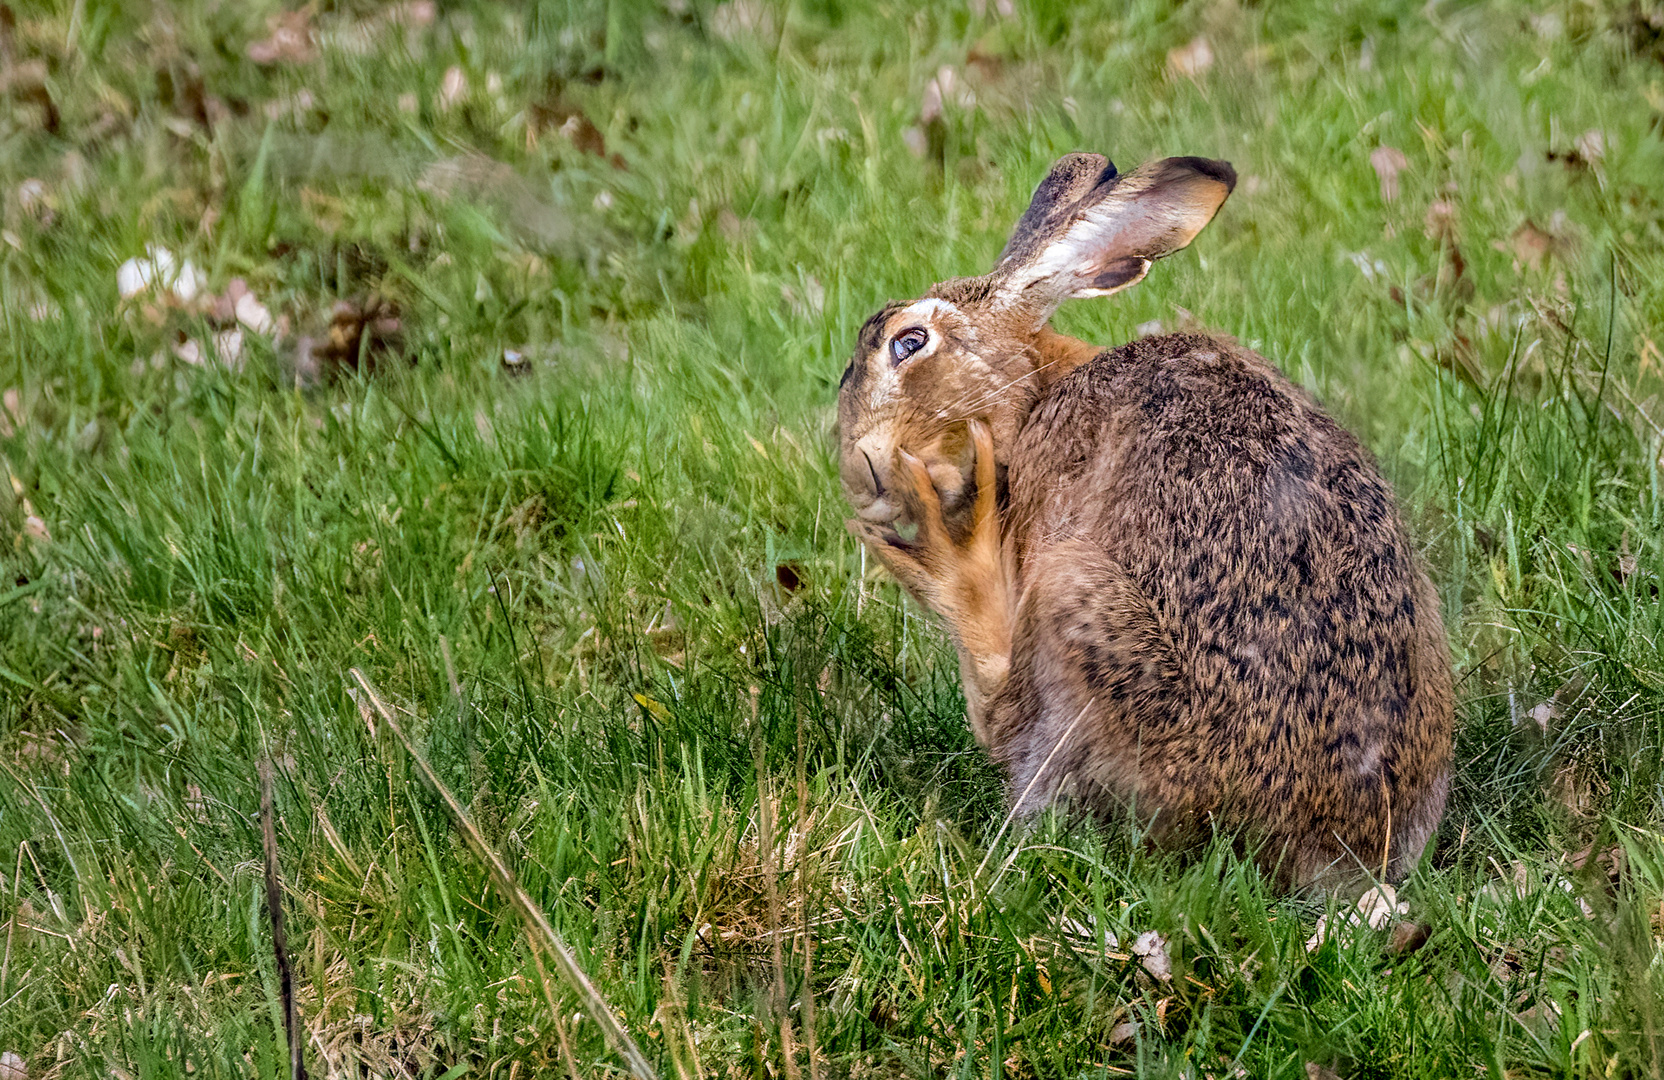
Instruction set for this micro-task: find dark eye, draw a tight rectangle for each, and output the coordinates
[890,327,929,365]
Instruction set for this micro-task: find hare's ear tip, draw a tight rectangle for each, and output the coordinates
[1052,151,1118,182]
[1167,155,1237,192]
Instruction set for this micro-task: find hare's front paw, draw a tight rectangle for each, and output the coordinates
[846,421,1003,618]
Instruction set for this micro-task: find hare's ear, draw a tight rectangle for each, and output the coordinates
[993,155,1235,324]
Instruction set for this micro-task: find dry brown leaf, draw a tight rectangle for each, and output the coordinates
[1548,129,1605,171]
[0,1050,26,1080]
[1386,920,1431,955]
[1167,36,1214,78]
[1495,220,1567,273]
[0,17,58,134]
[1423,199,1456,241]
[528,96,624,166]
[1369,145,1408,203]
[1305,1064,1343,1080]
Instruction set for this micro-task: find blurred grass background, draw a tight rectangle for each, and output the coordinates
[4,0,1664,1076]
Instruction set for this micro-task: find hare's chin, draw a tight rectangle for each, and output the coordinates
[855,497,901,523]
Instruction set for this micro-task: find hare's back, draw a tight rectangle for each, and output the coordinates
[1007,333,1425,746]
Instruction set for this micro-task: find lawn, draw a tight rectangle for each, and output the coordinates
[3,0,1664,1076]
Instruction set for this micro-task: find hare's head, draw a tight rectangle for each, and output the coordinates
[838,153,1235,526]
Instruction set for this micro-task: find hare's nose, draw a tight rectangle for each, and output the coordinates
[854,433,893,496]
[862,448,886,497]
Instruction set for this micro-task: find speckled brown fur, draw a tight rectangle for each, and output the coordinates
[838,154,1453,889]
[991,334,1452,884]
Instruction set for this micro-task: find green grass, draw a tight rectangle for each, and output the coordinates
[4,0,1664,1075]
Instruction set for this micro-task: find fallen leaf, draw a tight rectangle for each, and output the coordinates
[1307,885,1409,950]
[1369,145,1408,203]
[1131,930,1172,982]
[527,95,624,167]
[234,290,274,335]
[1167,36,1214,79]
[1108,1021,1138,1045]
[324,296,403,370]
[1548,129,1605,171]
[1386,920,1431,955]
[919,74,944,126]
[172,334,205,366]
[116,245,205,304]
[438,65,467,110]
[22,514,48,542]
[212,328,245,368]
[247,10,316,65]
[632,692,672,721]
[0,387,20,437]
[0,1050,25,1080]
[559,111,607,155]
[1423,200,1456,242]
[1574,129,1605,164]
[1357,883,1408,930]
[1305,1064,1343,1080]
[1499,220,1557,271]
[0,33,58,132]
[14,177,48,221]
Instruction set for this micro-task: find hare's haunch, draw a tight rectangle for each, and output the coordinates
[838,153,1452,888]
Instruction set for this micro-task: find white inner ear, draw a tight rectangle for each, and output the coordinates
[1071,258,1150,299]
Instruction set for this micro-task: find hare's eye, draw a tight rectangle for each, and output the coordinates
[890,328,929,365]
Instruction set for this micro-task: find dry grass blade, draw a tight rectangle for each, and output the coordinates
[259,758,308,1080]
[755,745,801,1080]
[348,668,659,1080]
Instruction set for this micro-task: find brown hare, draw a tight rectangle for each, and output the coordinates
[837,153,1453,888]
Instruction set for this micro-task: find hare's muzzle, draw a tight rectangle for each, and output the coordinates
[843,432,903,523]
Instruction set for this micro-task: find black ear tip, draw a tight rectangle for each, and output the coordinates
[1173,156,1237,192]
